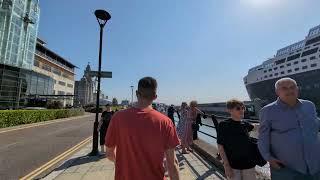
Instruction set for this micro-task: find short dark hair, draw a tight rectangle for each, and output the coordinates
[105,104,110,108]
[226,99,244,110]
[138,77,157,100]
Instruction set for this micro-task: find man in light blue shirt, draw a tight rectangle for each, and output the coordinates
[258,77,320,180]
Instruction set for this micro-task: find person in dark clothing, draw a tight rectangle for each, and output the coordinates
[167,105,176,126]
[98,104,113,154]
[192,113,203,140]
[217,99,257,180]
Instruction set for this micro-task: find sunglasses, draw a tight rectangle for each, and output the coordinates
[235,106,245,111]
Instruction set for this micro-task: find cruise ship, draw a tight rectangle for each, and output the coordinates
[244,25,320,111]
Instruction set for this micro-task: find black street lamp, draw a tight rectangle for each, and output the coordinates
[89,9,111,156]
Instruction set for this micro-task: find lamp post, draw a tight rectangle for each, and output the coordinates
[130,86,134,105]
[89,9,111,156]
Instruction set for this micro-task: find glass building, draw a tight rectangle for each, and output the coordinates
[0,0,54,109]
[0,0,40,69]
[0,63,54,108]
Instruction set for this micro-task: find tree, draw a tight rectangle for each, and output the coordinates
[112,98,118,106]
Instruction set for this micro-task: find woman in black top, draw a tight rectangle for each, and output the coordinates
[98,104,113,154]
[217,99,257,180]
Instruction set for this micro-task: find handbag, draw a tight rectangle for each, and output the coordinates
[249,137,267,167]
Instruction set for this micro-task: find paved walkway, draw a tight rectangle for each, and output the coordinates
[43,142,225,180]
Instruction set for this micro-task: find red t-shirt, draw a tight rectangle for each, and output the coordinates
[105,107,180,180]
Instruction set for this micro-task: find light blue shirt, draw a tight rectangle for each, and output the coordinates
[258,98,320,175]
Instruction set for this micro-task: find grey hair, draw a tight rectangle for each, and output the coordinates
[275,78,297,90]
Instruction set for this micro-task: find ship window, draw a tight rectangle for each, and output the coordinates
[288,69,292,73]
[280,65,284,68]
[273,67,278,70]
[287,54,301,61]
[294,61,299,65]
[302,66,308,69]
[275,58,286,65]
[264,70,267,73]
[268,69,272,72]
[301,59,307,62]
[304,46,310,50]
[287,63,291,66]
[281,71,285,74]
[294,68,299,71]
[305,36,320,46]
[264,75,267,78]
[314,42,320,46]
[311,63,317,67]
[275,73,279,76]
[301,47,318,57]
[310,56,316,60]
[269,74,273,77]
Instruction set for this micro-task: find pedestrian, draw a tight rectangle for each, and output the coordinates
[167,104,176,126]
[192,113,203,140]
[217,99,258,180]
[176,102,190,153]
[258,77,320,180]
[98,104,113,154]
[105,77,180,180]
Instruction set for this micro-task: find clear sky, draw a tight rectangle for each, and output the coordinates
[38,0,320,105]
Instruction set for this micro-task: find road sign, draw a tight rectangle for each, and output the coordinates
[89,71,112,78]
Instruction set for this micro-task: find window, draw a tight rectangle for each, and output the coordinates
[301,59,307,62]
[264,75,267,78]
[304,46,310,50]
[281,71,285,74]
[313,42,320,46]
[41,64,51,72]
[288,69,292,73]
[305,36,320,46]
[280,65,284,68]
[264,70,267,73]
[67,84,73,88]
[269,74,273,77]
[58,91,65,95]
[287,54,300,61]
[294,68,299,71]
[53,80,56,84]
[52,68,61,76]
[34,60,40,67]
[287,63,291,66]
[268,69,272,72]
[310,56,316,60]
[314,83,320,88]
[302,66,308,69]
[62,73,69,78]
[294,61,299,65]
[273,67,278,70]
[66,92,73,95]
[58,81,66,86]
[275,58,286,65]
[301,47,318,57]
[311,63,317,67]
[275,73,279,76]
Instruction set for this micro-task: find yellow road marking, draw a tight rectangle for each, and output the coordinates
[0,115,92,134]
[20,136,92,180]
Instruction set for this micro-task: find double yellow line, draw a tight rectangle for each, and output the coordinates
[20,136,92,180]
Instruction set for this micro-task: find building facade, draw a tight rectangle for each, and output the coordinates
[33,38,76,107]
[0,0,40,70]
[0,0,53,109]
[74,64,94,107]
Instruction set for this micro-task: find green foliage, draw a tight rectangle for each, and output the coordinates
[0,109,84,128]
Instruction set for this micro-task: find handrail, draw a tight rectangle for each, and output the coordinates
[175,113,259,140]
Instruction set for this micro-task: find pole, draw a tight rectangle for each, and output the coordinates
[131,86,134,105]
[89,24,104,156]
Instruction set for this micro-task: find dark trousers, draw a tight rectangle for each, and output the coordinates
[99,129,107,146]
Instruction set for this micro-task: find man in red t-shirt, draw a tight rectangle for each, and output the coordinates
[105,77,180,180]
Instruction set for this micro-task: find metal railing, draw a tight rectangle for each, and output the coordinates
[176,114,260,140]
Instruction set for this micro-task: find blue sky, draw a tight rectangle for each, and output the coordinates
[38,0,320,105]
